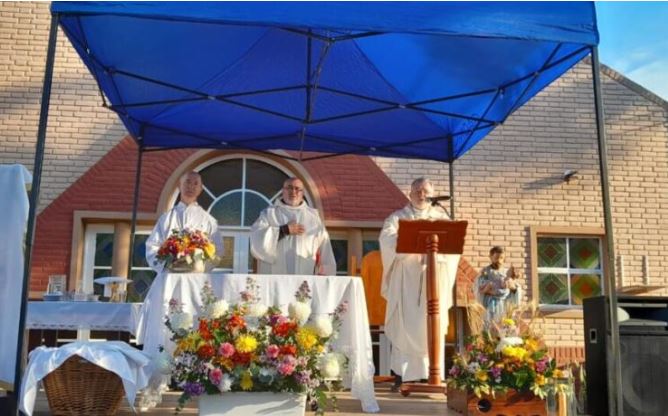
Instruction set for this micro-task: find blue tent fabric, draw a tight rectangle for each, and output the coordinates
[51,1,598,162]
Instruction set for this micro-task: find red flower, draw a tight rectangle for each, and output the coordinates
[197,344,215,359]
[233,352,252,365]
[273,321,297,337]
[280,344,297,356]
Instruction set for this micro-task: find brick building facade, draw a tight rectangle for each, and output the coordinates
[2,2,667,349]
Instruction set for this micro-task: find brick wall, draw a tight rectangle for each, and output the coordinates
[0,2,126,211]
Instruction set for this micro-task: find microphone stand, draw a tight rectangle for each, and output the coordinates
[432,201,451,219]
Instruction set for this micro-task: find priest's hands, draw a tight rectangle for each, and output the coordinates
[286,221,305,235]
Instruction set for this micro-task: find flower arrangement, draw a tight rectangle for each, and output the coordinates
[447,306,564,399]
[155,228,217,271]
[163,278,348,413]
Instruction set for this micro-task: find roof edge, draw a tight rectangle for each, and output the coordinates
[585,56,668,111]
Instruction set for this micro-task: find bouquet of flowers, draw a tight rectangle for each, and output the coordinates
[447,306,564,399]
[163,278,348,413]
[155,228,217,271]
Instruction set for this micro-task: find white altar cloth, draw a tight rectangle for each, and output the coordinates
[26,301,141,334]
[27,301,142,333]
[19,341,151,416]
[137,273,380,413]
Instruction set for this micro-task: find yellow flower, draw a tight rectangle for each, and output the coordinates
[553,369,563,378]
[240,371,253,391]
[235,335,258,353]
[317,345,325,353]
[203,242,216,258]
[475,369,488,382]
[176,333,199,353]
[524,338,539,352]
[536,374,546,386]
[296,327,319,351]
[503,318,515,327]
[502,346,528,361]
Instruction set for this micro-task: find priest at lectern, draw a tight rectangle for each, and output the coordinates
[379,177,461,385]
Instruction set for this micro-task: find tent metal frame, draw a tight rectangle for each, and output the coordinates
[11,12,623,416]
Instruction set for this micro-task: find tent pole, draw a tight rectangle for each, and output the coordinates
[11,13,59,415]
[447,137,465,355]
[127,144,144,280]
[591,46,623,416]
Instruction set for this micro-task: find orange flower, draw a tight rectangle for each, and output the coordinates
[198,320,213,340]
[197,344,215,359]
[227,314,246,331]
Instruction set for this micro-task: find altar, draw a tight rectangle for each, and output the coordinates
[136,272,380,413]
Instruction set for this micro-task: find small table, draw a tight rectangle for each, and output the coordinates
[27,301,142,333]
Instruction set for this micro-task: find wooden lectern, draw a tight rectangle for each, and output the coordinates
[396,219,468,396]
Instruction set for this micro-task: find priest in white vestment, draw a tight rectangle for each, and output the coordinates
[145,171,223,272]
[250,178,336,275]
[379,177,460,384]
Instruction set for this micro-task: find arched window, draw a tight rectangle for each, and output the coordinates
[170,156,312,272]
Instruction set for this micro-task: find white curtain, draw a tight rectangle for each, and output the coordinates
[0,164,32,387]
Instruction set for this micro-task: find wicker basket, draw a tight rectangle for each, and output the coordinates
[42,355,125,415]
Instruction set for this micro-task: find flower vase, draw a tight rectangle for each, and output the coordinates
[198,392,307,416]
[193,258,205,273]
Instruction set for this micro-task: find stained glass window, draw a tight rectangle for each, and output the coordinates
[537,236,603,306]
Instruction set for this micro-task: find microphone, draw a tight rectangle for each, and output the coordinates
[427,195,451,206]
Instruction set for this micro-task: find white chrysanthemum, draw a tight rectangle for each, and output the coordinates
[204,299,229,319]
[495,336,524,353]
[219,373,234,392]
[154,350,173,375]
[312,316,333,338]
[169,311,194,331]
[318,353,341,378]
[288,301,311,323]
[466,362,480,374]
[248,303,268,317]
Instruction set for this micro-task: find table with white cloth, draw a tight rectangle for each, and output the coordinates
[137,272,380,413]
[27,301,142,333]
[19,341,151,416]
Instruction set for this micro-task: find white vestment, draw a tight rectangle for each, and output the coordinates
[145,202,223,273]
[250,200,336,275]
[379,204,460,381]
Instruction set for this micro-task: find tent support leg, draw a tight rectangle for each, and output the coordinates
[11,12,59,415]
[591,46,623,416]
[127,145,144,280]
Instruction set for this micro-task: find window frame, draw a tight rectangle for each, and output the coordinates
[529,226,607,314]
[81,224,153,296]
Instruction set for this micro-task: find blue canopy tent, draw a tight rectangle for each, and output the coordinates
[12,2,623,414]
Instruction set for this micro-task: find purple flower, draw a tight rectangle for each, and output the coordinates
[294,370,312,384]
[295,281,312,302]
[490,367,502,378]
[182,381,205,397]
[535,358,548,373]
[448,366,460,377]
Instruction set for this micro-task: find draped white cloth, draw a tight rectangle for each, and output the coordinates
[250,200,336,275]
[137,273,379,413]
[379,204,460,381]
[19,341,151,416]
[26,301,142,332]
[145,202,223,273]
[0,164,32,387]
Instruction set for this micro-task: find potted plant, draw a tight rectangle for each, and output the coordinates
[446,306,567,416]
[162,278,347,415]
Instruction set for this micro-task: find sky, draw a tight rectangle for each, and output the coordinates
[596,2,668,101]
